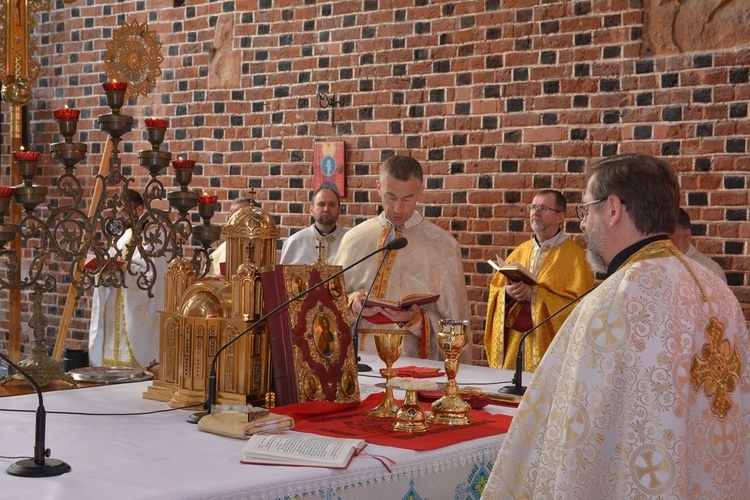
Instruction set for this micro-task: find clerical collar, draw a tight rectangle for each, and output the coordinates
[378,211,422,231]
[313,224,336,237]
[607,234,669,276]
[533,229,567,249]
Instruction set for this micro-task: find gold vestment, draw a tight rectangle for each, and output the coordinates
[484,237,593,371]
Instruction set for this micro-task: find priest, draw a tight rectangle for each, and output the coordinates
[483,189,593,371]
[482,153,750,498]
[334,155,471,361]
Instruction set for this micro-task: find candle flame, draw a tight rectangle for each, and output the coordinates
[19,146,25,151]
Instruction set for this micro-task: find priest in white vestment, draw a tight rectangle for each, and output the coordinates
[89,191,166,369]
[334,155,471,361]
[280,187,348,265]
[483,154,749,498]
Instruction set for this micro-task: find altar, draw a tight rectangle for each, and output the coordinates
[0,354,525,499]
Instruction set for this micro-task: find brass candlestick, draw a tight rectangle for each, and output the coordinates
[427,319,473,426]
[367,333,404,418]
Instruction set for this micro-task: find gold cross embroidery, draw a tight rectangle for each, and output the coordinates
[690,317,742,420]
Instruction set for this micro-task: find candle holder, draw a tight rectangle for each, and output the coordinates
[426,319,473,426]
[53,108,81,142]
[102,81,127,114]
[192,196,221,248]
[0,78,213,388]
[144,118,169,149]
[139,119,172,177]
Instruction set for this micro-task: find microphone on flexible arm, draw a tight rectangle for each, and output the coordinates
[350,236,408,372]
[187,236,409,423]
[0,351,71,477]
[497,284,599,397]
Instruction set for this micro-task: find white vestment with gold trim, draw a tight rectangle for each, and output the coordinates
[483,241,750,498]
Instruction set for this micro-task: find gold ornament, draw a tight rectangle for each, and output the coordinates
[103,19,163,100]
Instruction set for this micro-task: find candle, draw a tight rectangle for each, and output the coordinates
[199,193,218,204]
[54,106,80,121]
[0,187,14,198]
[102,80,128,92]
[145,118,169,129]
[172,158,196,170]
[13,150,41,162]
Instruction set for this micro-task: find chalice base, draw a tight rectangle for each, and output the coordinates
[366,388,399,418]
[426,395,473,426]
[392,390,429,433]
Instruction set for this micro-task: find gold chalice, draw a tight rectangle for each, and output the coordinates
[367,333,404,418]
[427,319,473,426]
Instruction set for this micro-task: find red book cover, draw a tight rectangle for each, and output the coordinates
[313,141,345,196]
[260,264,360,407]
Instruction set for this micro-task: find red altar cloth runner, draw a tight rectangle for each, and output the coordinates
[273,393,512,451]
[380,365,445,378]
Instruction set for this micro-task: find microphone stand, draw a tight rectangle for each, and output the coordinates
[188,236,408,423]
[350,249,392,372]
[498,284,598,397]
[0,351,71,477]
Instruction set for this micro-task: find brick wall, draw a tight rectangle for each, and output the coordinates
[1,0,748,365]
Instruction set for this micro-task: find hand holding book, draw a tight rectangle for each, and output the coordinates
[363,293,439,325]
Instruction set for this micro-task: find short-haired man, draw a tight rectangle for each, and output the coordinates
[334,155,471,361]
[670,207,726,283]
[484,189,593,371]
[280,187,348,265]
[209,197,252,276]
[482,154,749,498]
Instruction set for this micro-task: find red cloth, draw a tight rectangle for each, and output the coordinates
[273,393,512,451]
[379,365,445,378]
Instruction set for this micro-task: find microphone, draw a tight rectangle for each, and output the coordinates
[497,284,598,397]
[0,351,71,477]
[188,236,408,423]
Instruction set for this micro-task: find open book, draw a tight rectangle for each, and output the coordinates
[241,434,366,469]
[488,254,538,285]
[364,293,440,310]
[498,263,538,286]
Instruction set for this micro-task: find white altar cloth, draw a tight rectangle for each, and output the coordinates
[0,354,523,499]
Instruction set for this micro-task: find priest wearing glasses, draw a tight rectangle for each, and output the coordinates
[484,189,593,371]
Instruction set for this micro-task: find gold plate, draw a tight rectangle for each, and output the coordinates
[487,392,523,405]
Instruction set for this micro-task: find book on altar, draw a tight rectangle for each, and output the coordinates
[240,434,367,469]
[260,264,361,407]
[364,293,440,310]
[498,263,538,286]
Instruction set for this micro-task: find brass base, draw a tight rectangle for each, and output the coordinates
[427,395,473,426]
[392,390,429,433]
[0,353,76,388]
[367,387,399,418]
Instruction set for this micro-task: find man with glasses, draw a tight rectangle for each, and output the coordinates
[484,189,593,371]
[483,154,749,498]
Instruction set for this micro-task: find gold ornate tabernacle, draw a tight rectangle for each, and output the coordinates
[144,200,279,407]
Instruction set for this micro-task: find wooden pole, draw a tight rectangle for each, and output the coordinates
[8,106,22,363]
[52,138,113,360]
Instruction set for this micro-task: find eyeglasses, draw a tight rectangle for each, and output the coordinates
[575,198,607,221]
[526,204,563,215]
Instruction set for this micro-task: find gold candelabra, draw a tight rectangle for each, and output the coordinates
[0,81,221,386]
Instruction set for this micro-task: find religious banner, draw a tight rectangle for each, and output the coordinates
[313,141,346,196]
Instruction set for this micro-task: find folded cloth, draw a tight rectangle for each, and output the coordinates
[380,365,445,378]
[197,411,294,440]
